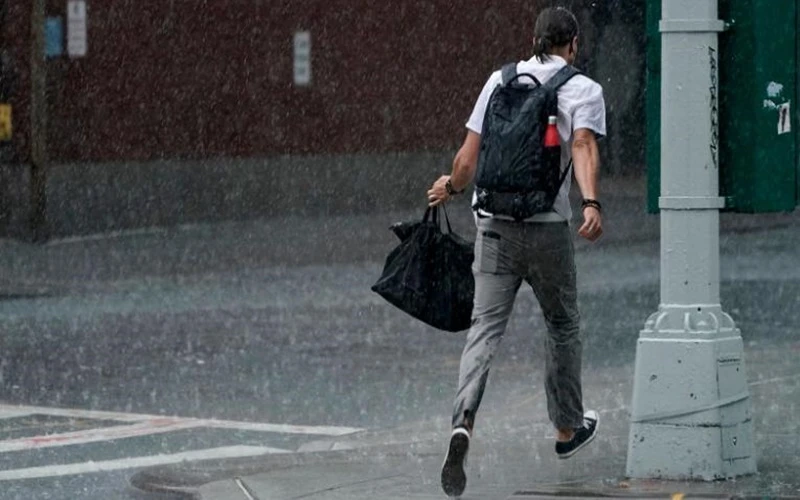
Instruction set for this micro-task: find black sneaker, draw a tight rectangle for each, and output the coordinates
[555,410,599,459]
[441,427,470,497]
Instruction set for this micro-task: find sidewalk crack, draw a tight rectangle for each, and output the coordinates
[234,477,260,500]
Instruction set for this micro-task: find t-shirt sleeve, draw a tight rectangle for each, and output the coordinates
[466,72,501,134]
[571,81,607,139]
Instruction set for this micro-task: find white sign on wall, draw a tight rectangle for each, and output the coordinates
[293,31,311,86]
[67,0,88,58]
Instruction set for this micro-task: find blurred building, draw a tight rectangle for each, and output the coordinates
[0,0,645,239]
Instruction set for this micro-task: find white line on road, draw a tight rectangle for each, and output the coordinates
[0,404,363,436]
[0,419,205,453]
[0,446,287,481]
[197,418,362,436]
[0,409,33,420]
[749,373,800,387]
[0,404,169,423]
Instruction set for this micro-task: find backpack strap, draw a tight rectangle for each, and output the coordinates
[558,159,573,190]
[501,63,518,86]
[544,65,581,90]
[501,63,543,87]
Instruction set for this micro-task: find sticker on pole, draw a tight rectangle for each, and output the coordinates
[778,102,791,135]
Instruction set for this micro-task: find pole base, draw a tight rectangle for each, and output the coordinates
[626,307,757,480]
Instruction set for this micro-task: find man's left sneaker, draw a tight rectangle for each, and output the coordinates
[441,427,470,497]
[555,410,599,459]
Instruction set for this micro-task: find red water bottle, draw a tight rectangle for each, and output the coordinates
[544,115,560,147]
[543,115,561,174]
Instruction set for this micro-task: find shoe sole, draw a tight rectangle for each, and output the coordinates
[441,431,469,497]
[557,413,600,460]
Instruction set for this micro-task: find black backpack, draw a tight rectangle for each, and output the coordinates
[473,63,580,221]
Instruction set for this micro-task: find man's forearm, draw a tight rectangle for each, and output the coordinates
[449,149,477,192]
[572,135,600,200]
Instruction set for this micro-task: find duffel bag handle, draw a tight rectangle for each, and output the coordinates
[423,206,454,234]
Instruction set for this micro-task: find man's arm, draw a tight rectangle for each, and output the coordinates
[427,131,481,207]
[572,127,602,241]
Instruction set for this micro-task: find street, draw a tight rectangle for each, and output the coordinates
[2,1,798,497]
[0,205,798,499]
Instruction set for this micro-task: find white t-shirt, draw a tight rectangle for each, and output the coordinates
[466,55,606,222]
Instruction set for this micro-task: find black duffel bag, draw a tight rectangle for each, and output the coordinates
[371,206,475,332]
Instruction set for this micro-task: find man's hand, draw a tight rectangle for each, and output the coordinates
[427,175,451,207]
[578,206,603,242]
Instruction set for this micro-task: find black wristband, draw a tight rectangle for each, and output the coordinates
[581,198,602,212]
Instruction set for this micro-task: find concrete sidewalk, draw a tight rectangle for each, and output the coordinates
[130,344,800,499]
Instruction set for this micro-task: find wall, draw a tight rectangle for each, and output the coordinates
[1,0,645,238]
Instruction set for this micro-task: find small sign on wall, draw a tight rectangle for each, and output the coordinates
[45,17,64,57]
[0,104,12,142]
[294,31,311,86]
[67,0,87,58]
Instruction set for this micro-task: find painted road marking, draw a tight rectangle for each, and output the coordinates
[0,404,363,437]
[748,373,800,387]
[0,445,287,481]
[0,419,206,453]
[0,404,361,480]
[0,409,34,420]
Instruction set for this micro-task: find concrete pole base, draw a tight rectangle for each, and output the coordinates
[626,306,757,480]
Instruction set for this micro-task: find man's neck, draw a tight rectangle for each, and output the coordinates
[532,53,569,65]
[552,49,573,63]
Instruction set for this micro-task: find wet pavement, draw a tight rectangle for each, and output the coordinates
[129,270,800,499]
[0,176,798,499]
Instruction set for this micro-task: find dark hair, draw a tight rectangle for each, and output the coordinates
[532,7,580,62]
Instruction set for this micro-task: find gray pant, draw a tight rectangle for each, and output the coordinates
[452,217,584,431]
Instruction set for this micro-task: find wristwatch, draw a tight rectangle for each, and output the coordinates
[445,179,464,196]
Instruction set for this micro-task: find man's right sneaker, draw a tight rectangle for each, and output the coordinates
[555,410,599,459]
[441,427,470,497]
